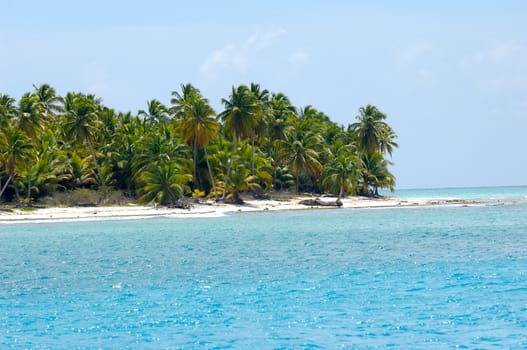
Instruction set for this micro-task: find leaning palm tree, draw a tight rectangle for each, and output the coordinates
[218,85,260,200]
[63,93,103,185]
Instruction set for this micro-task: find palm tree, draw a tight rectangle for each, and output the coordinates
[0,94,17,129]
[132,123,190,181]
[223,165,261,203]
[106,114,140,193]
[17,92,46,143]
[138,99,170,129]
[205,139,231,187]
[32,83,64,121]
[378,127,399,157]
[236,142,273,190]
[170,83,200,118]
[18,130,71,202]
[63,93,103,185]
[350,105,397,156]
[64,152,91,189]
[0,127,32,201]
[273,166,295,191]
[266,92,297,186]
[218,85,260,200]
[282,131,323,192]
[298,105,331,136]
[267,93,296,144]
[0,84,400,202]
[360,152,396,195]
[137,161,191,206]
[172,84,219,193]
[322,144,359,199]
[249,83,269,175]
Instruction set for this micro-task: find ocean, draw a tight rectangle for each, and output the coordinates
[1,187,527,348]
[385,185,527,200]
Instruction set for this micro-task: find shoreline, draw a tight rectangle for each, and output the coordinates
[0,195,520,224]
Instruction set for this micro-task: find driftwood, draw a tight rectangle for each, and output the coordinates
[299,197,343,207]
[216,195,245,205]
[170,200,193,210]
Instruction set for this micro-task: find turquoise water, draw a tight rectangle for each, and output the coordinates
[1,198,527,347]
[386,185,527,200]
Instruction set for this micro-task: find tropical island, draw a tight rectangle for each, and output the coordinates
[1,83,400,217]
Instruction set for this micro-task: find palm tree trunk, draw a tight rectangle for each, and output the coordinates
[274,167,277,190]
[1,157,16,201]
[204,146,217,201]
[86,137,102,186]
[0,175,13,201]
[339,180,345,200]
[168,188,179,206]
[193,134,198,188]
[14,185,20,202]
[221,137,237,200]
[251,136,255,176]
[296,174,300,193]
[27,161,32,206]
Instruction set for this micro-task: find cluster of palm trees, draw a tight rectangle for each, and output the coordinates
[0,83,398,206]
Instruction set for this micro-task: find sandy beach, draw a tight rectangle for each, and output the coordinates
[0,195,484,223]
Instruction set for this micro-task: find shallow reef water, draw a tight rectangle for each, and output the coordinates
[1,198,526,348]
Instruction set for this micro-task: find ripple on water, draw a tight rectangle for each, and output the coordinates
[0,203,527,348]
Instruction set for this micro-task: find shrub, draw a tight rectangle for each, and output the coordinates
[43,189,133,207]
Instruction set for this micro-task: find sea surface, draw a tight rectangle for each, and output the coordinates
[1,187,527,348]
[386,185,527,200]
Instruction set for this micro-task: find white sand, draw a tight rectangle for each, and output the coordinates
[0,196,443,223]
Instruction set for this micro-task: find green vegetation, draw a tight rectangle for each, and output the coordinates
[0,83,398,206]
[18,206,38,212]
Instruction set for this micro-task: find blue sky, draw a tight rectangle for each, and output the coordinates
[2,1,526,189]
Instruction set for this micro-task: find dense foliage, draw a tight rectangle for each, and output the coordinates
[0,83,398,205]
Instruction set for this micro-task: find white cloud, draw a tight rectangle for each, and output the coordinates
[246,28,286,51]
[200,28,286,77]
[200,44,248,75]
[288,51,309,65]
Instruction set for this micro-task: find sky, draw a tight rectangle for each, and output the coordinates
[1,0,526,189]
